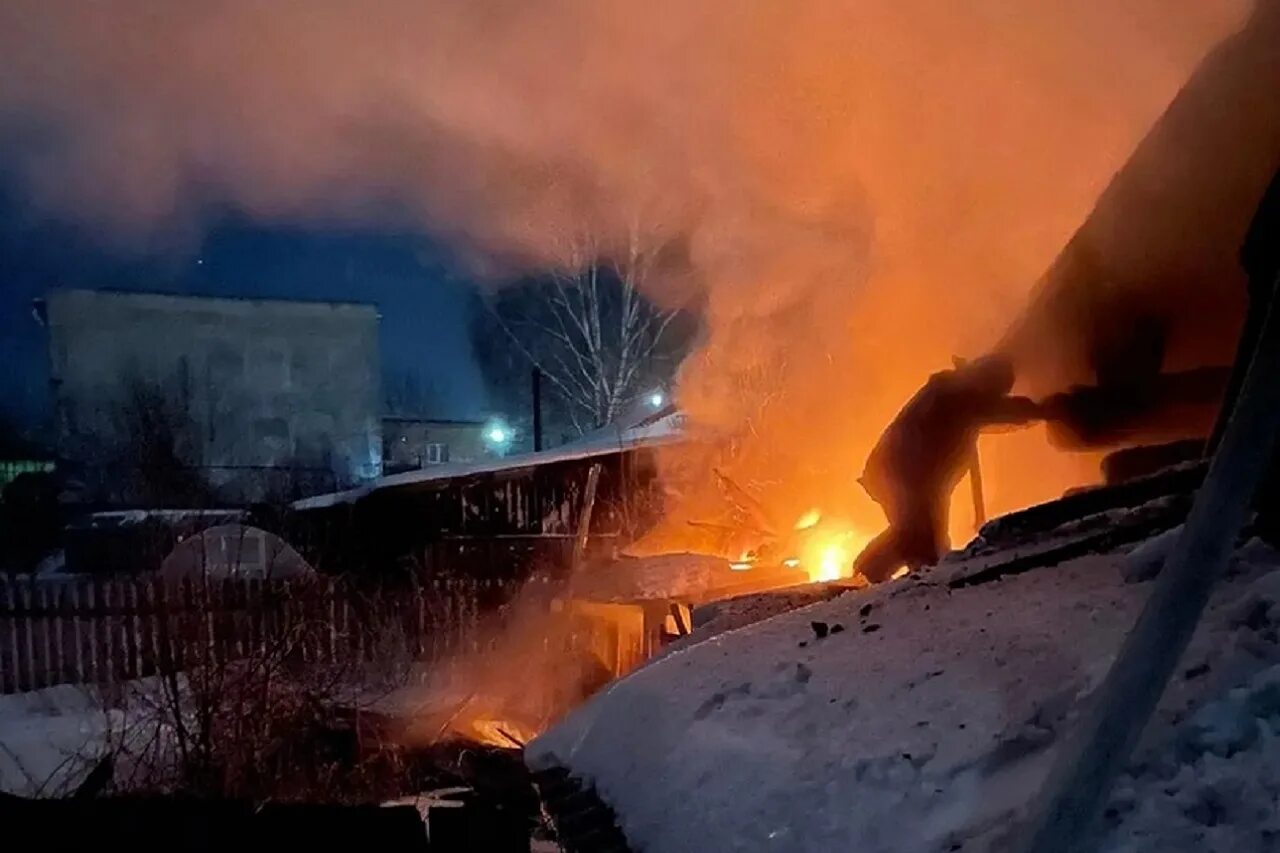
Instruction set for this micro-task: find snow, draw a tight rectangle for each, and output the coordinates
[1099,664,1280,852]
[662,584,849,655]
[34,549,67,577]
[527,530,1280,852]
[0,683,121,796]
[1120,524,1184,583]
[557,410,685,453]
[73,508,243,528]
[292,422,687,511]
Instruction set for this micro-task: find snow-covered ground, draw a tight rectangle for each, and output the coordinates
[0,683,125,796]
[528,526,1280,852]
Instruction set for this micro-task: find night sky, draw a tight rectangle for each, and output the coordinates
[0,175,488,436]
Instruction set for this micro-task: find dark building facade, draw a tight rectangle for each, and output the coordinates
[43,289,382,504]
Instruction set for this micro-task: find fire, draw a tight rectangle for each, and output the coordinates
[795,524,867,583]
[814,542,847,583]
[710,512,872,584]
[463,718,540,749]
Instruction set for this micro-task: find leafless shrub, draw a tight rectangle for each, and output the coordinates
[78,578,452,803]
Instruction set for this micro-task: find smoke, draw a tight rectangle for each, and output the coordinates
[0,0,1255,538]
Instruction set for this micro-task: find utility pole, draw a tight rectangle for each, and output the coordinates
[532,367,544,452]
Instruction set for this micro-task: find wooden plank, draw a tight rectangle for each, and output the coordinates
[68,581,84,686]
[86,579,101,684]
[1,580,16,693]
[223,578,236,666]
[38,581,53,690]
[17,578,34,692]
[155,580,174,675]
[56,582,71,687]
[332,578,343,666]
[234,578,246,661]
[140,579,157,677]
[213,579,227,668]
[339,591,351,665]
[124,581,140,682]
[180,578,195,672]
[105,579,119,684]
[247,580,257,657]
[414,579,426,659]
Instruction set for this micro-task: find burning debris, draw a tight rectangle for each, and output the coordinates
[665,467,869,585]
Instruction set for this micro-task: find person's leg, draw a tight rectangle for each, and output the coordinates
[852,528,906,583]
[897,525,942,571]
[893,496,949,571]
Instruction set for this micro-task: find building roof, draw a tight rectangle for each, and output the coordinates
[43,287,379,315]
[292,413,687,511]
[381,416,487,426]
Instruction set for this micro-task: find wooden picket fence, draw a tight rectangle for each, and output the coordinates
[0,574,511,695]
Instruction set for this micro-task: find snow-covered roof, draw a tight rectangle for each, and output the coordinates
[291,413,687,512]
[526,510,1280,852]
[71,508,244,528]
[555,409,685,453]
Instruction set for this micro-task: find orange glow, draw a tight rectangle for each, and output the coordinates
[793,524,869,583]
[0,3,1256,578]
[463,718,539,749]
[815,543,846,583]
[794,509,822,531]
[3,1,1251,584]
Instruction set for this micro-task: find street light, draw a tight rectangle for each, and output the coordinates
[484,419,513,454]
[648,391,665,409]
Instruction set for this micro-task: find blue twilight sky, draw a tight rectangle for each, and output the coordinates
[0,177,489,436]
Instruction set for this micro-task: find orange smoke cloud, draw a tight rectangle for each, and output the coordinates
[0,0,1255,542]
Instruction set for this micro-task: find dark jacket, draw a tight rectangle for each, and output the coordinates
[861,369,1037,513]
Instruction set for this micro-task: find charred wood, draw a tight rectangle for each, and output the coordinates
[970,460,1204,554]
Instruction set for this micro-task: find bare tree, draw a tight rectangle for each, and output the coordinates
[110,369,210,506]
[476,223,696,437]
[383,369,443,418]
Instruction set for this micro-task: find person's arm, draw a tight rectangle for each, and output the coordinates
[984,395,1043,429]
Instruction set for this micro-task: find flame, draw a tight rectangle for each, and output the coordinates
[463,718,540,749]
[814,542,847,583]
[890,566,910,581]
[797,525,867,583]
[729,561,754,571]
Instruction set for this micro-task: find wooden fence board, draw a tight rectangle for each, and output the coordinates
[0,574,503,694]
[1,581,15,693]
